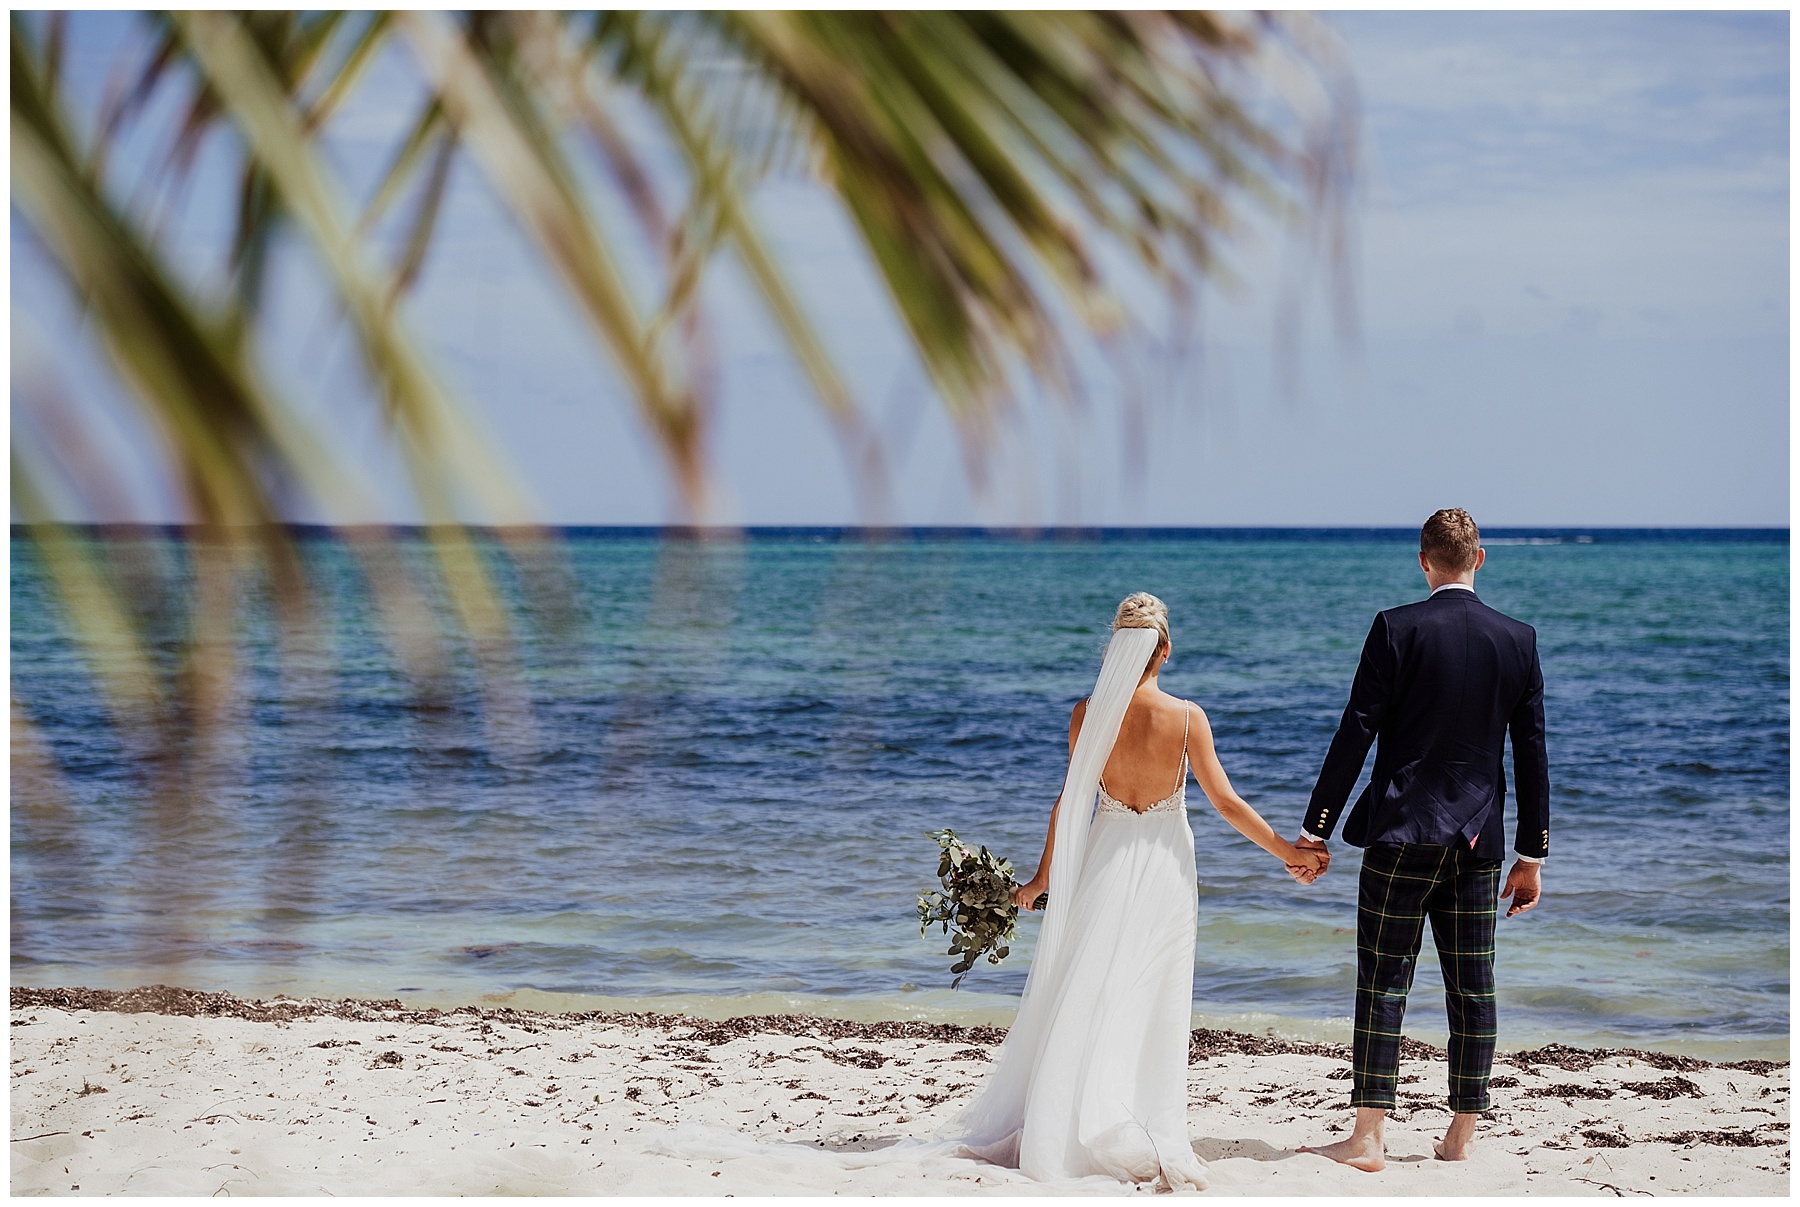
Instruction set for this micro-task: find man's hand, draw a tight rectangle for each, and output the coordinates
[1289,836,1329,885]
[1285,846,1327,883]
[1500,861,1541,918]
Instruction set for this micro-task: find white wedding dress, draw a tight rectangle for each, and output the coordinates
[950,709,1207,1189]
[652,626,1206,1190]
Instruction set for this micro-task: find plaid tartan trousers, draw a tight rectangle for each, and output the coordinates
[1353,841,1502,1114]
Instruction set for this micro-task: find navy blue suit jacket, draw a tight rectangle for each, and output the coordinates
[1304,587,1550,861]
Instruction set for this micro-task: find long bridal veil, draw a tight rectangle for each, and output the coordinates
[650,624,1178,1189]
[939,625,1162,1154]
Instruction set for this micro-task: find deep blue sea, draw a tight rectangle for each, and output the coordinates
[10,530,1790,1058]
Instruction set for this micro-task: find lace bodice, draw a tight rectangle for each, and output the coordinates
[1095,707,1190,816]
[1096,776,1186,816]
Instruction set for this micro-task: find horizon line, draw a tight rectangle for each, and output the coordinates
[10,522,1789,542]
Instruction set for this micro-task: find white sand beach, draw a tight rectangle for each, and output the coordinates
[9,987,1788,1196]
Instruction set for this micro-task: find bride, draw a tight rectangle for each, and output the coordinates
[948,592,1324,1189]
[653,592,1321,1190]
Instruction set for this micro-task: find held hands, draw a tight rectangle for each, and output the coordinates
[1286,836,1330,885]
[1500,860,1542,918]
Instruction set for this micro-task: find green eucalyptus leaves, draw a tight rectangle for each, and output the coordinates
[916,828,1046,988]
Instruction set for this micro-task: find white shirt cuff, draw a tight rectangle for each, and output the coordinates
[1514,852,1545,864]
[1298,830,1326,844]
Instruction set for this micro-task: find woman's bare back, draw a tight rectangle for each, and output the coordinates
[1095,688,1194,810]
[1016,595,1321,914]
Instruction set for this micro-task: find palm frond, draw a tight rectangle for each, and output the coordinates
[398,10,714,512]
[699,12,1314,423]
[597,12,886,511]
[11,10,1351,901]
[171,11,548,730]
[14,13,469,704]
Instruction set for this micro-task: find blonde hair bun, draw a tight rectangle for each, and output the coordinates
[1111,592,1170,649]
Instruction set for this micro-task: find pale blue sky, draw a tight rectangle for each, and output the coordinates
[12,11,1789,527]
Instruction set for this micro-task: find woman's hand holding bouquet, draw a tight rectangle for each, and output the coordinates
[917,829,1043,987]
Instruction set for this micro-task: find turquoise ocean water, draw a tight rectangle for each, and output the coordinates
[9,530,1789,1059]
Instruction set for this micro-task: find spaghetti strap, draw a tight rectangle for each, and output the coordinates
[1174,706,1191,794]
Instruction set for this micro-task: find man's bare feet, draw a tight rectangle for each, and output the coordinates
[1298,1135,1386,1173]
[1301,1107,1389,1172]
[1433,1112,1480,1161]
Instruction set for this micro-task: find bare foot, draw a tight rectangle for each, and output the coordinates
[1298,1135,1386,1172]
[1434,1112,1480,1161]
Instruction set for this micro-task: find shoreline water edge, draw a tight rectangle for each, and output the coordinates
[10,984,1789,1195]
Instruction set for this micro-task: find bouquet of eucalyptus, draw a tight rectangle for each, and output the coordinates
[916,829,1047,988]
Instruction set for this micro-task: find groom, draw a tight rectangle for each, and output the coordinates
[1294,508,1549,1170]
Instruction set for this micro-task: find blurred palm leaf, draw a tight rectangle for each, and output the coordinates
[10,10,1350,831]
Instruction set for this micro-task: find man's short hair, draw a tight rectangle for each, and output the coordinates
[1421,508,1481,573]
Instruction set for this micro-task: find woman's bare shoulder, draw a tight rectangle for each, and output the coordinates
[1068,696,1090,742]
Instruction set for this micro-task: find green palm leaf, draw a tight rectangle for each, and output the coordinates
[10,11,1350,905]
